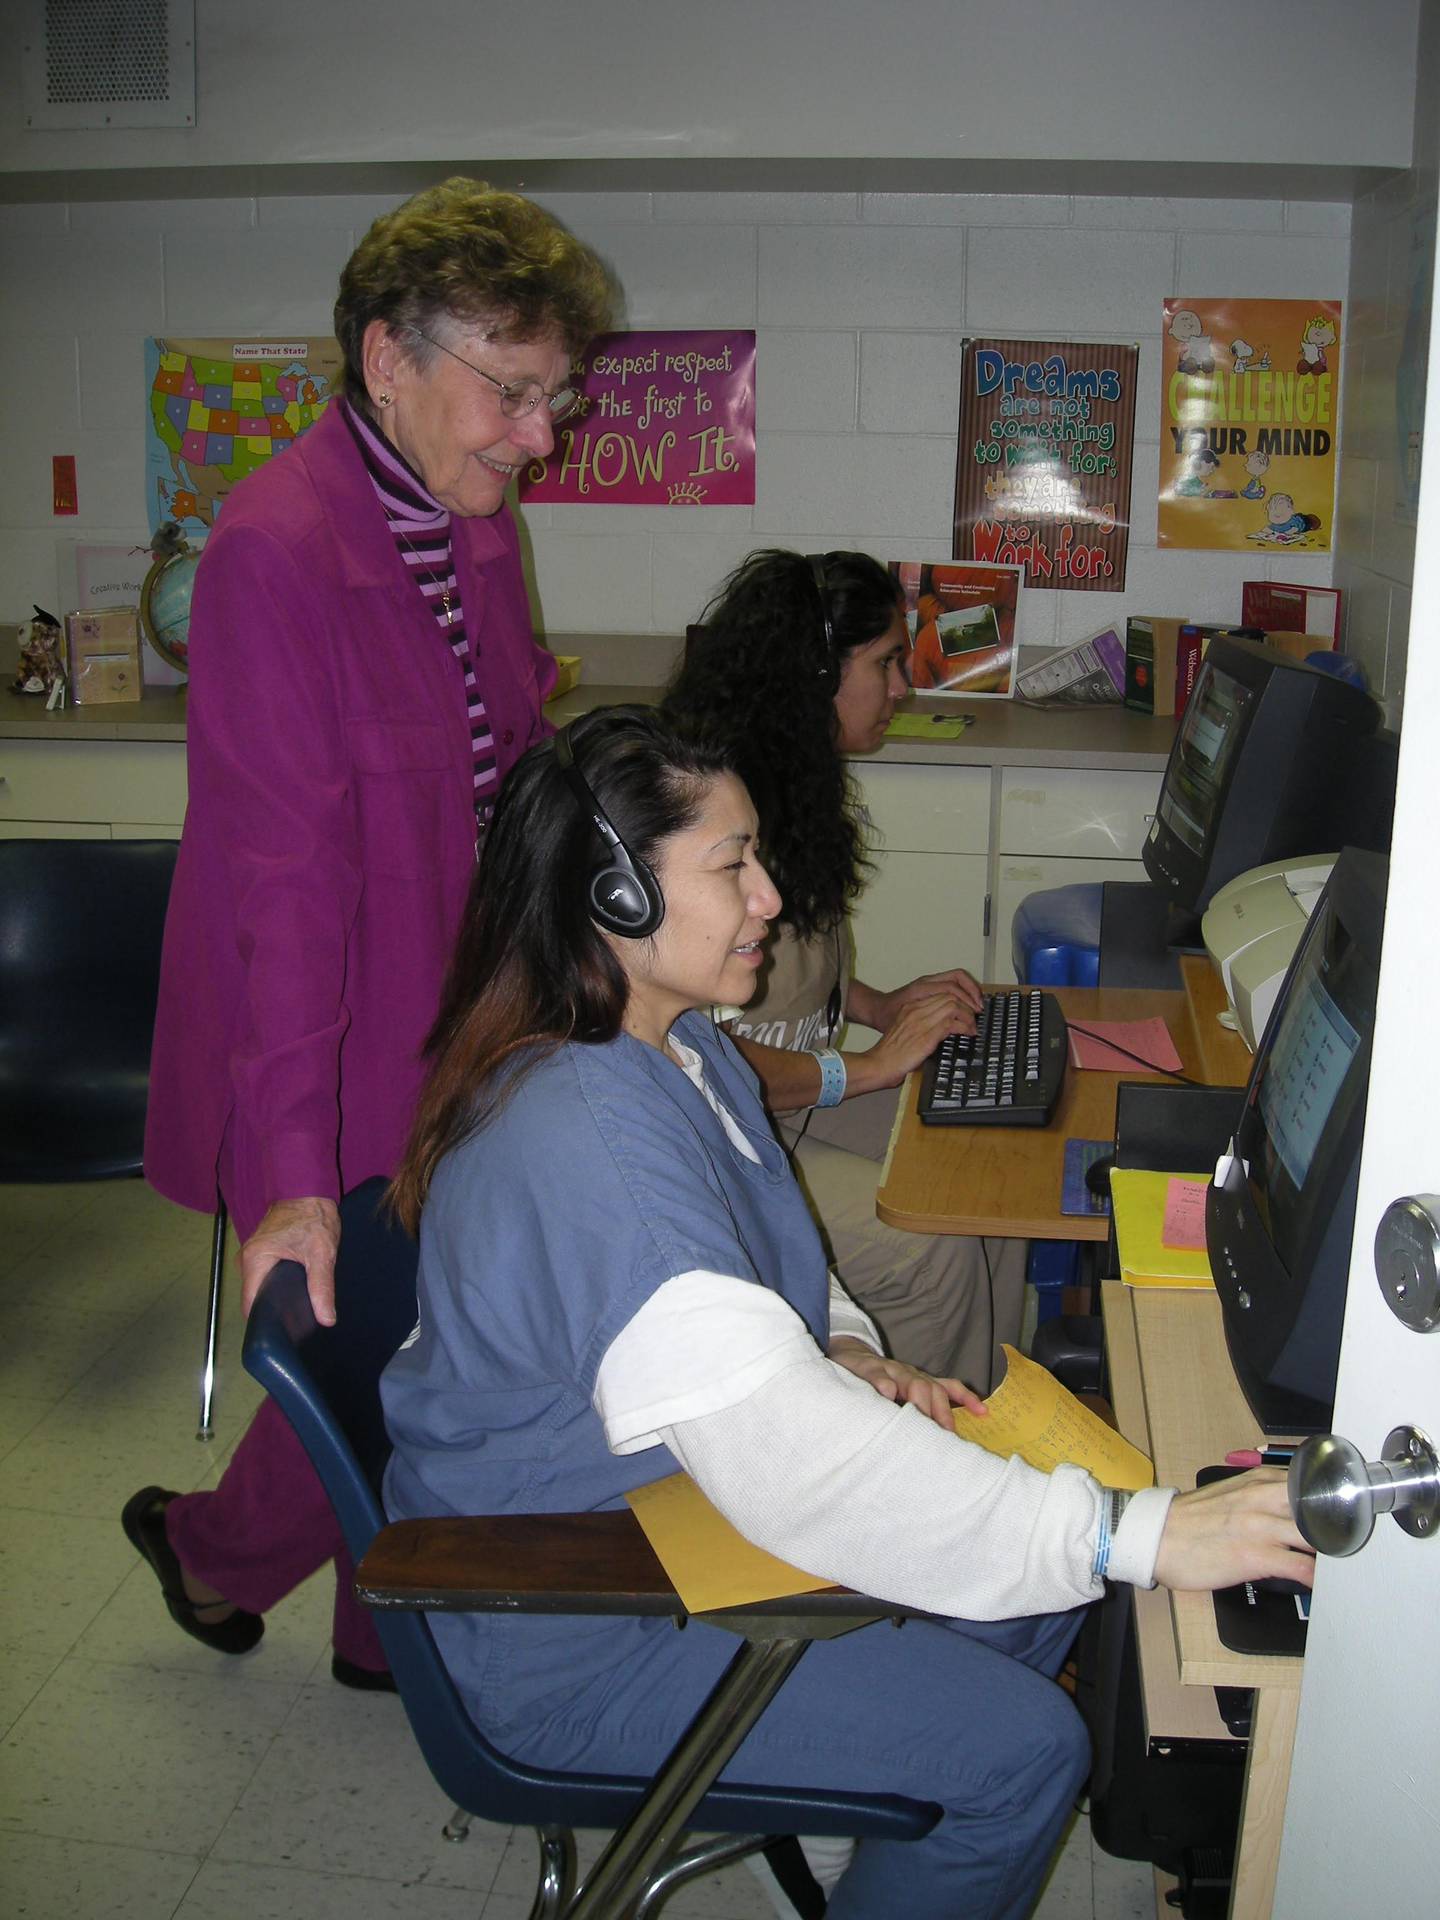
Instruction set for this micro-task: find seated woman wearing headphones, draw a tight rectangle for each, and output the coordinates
[381,706,1311,1920]
[661,548,1022,1393]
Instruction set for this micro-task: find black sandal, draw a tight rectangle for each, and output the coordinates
[121,1485,265,1655]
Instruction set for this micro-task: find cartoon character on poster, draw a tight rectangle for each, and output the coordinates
[1157,298,1341,552]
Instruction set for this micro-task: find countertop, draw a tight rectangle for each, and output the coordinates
[548,684,1181,771]
[4,628,1182,771]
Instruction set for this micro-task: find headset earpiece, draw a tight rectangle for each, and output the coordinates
[554,724,666,939]
[806,552,839,695]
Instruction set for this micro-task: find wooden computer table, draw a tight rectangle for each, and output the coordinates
[875,956,1304,1920]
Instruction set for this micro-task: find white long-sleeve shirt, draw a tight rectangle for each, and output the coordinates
[590,1038,1173,1622]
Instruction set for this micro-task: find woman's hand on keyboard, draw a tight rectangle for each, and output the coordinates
[847,990,979,1096]
[851,968,983,1036]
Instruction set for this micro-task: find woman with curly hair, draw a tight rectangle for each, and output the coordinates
[660,549,1025,1392]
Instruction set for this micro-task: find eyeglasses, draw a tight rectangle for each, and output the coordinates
[405,326,581,422]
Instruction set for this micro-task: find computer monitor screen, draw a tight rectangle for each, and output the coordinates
[1143,636,1386,920]
[1206,847,1386,1434]
[1155,663,1253,859]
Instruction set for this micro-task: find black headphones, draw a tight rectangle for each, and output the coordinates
[806,552,840,694]
[553,723,665,939]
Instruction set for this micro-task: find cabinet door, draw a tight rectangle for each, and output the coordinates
[851,761,991,854]
[998,767,1160,859]
[991,855,1146,984]
[0,739,187,828]
[0,820,111,839]
[850,850,989,994]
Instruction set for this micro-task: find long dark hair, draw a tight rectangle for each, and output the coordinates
[390,706,734,1228]
[660,548,901,940]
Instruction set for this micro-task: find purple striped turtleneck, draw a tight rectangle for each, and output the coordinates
[341,396,498,817]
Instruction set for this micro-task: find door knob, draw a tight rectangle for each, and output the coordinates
[1287,1426,1440,1556]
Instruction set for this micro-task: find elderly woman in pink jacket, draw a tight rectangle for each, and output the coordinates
[124,179,611,1686]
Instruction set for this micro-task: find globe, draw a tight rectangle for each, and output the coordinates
[140,545,201,674]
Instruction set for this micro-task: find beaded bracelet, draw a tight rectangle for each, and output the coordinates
[812,1047,847,1109]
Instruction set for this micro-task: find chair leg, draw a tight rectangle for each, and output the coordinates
[565,1634,811,1920]
[196,1197,228,1441]
[442,1805,472,1843]
[631,1832,772,1919]
[527,1824,578,1920]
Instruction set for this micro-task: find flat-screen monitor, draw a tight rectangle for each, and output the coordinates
[1206,847,1386,1434]
[1143,636,1390,920]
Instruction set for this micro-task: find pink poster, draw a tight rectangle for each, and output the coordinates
[519,330,755,506]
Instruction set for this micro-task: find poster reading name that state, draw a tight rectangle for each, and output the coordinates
[954,338,1138,593]
[520,330,755,505]
[1158,299,1341,552]
[146,336,343,536]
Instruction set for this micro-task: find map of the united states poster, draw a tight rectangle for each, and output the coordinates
[145,336,344,535]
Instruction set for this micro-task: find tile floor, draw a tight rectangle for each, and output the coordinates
[0,1179,1157,1919]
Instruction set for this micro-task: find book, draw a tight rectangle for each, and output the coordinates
[1124,616,1219,716]
[1241,581,1341,646]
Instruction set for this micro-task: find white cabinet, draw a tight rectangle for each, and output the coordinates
[848,762,991,990]
[846,758,1167,989]
[0,738,187,839]
[991,765,1162,982]
[997,767,1160,862]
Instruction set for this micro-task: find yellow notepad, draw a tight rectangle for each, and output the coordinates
[1109,1168,1216,1289]
[625,1345,1153,1610]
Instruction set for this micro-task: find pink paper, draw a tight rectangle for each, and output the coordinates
[1066,1016,1184,1074]
[1161,1177,1209,1250]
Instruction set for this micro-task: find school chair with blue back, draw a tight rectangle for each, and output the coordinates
[242,1177,938,1920]
[0,837,232,1442]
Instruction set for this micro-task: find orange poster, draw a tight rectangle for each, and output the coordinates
[1157,298,1341,553]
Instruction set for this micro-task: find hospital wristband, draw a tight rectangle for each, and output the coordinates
[812,1048,847,1109]
[1092,1487,1131,1582]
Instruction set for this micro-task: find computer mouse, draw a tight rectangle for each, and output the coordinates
[1084,1154,1115,1200]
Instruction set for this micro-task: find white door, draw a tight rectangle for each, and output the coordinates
[1272,268,1440,1910]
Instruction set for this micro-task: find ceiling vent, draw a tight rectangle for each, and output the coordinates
[22,0,196,130]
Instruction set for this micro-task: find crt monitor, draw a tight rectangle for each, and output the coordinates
[1206,846,1387,1435]
[1142,635,1391,921]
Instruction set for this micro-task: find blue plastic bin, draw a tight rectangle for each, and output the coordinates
[1010,882,1103,988]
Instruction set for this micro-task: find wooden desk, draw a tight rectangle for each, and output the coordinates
[876,957,1252,1242]
[1103,1281,1303,1920]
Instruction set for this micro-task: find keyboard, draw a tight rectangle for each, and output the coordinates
[917,988,1069,1128]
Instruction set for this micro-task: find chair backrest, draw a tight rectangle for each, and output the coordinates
[0,837,179,1180]
[0,836,177,1007]
[245,1179,681,1829]
[241,1178,514,1813]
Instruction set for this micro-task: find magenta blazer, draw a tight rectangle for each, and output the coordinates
[144,403,556,1239]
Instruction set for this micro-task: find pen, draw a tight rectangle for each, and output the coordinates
[1224,1446,1295,1468]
